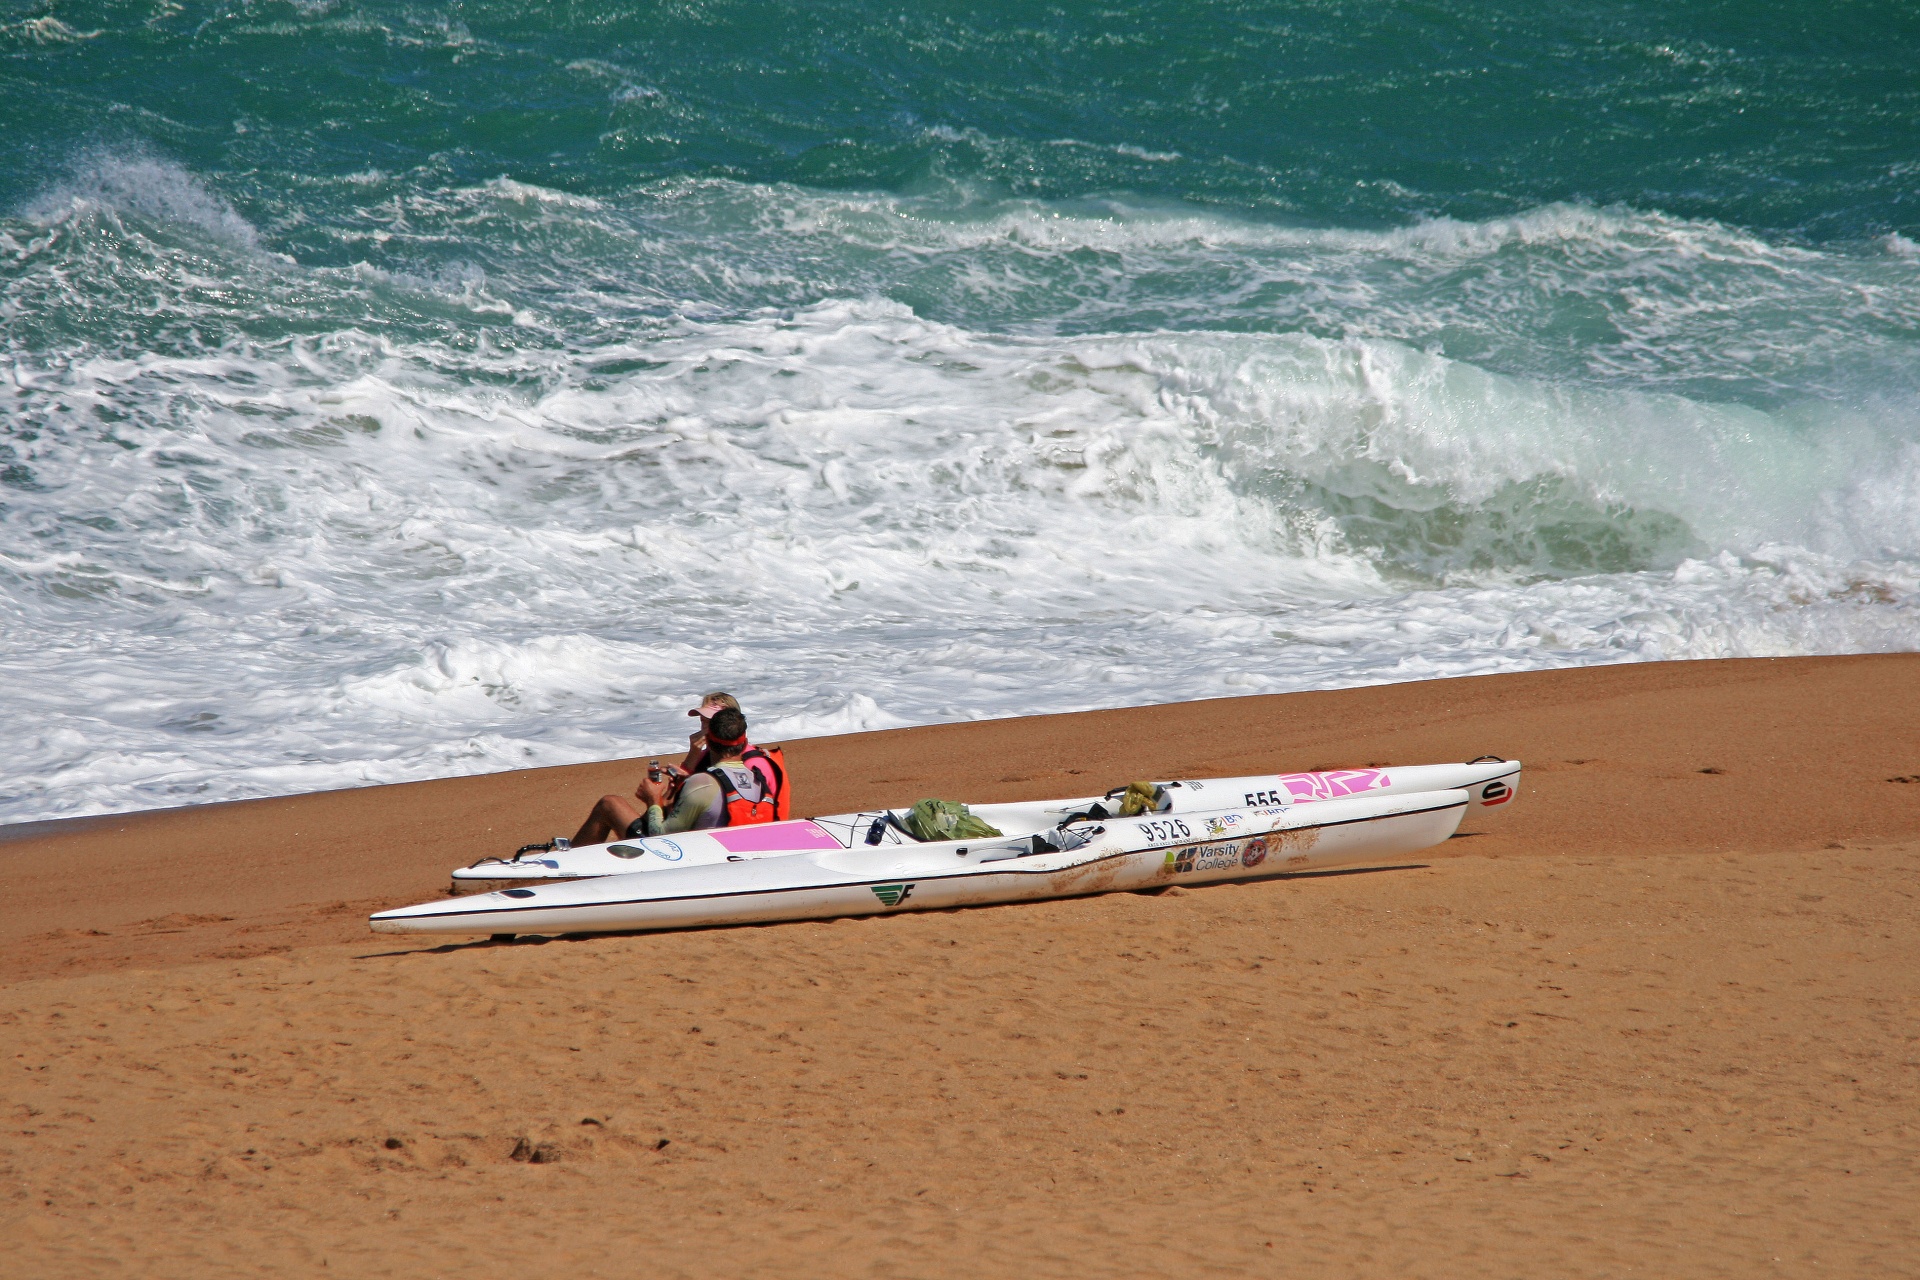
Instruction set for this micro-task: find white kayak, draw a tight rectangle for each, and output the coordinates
[372,786,1475,938]
[447,757,1521,891]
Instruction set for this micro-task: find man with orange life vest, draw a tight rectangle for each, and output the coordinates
[570,706,787,845]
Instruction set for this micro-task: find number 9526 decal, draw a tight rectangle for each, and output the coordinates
[1135,818,1192,843]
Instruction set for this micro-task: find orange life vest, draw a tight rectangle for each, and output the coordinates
[707,748,788,827]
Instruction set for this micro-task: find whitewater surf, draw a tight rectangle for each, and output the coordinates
[5,4,1917,822]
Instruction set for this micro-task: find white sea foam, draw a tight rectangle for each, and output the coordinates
[3,169,1918,822]
[730,188,1920,400]
[1,16,103,45]
[25,149,261,250]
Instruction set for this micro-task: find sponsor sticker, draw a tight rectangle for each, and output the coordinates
[1241,838,1267,868]
[1193,842,1241,871]
[871,883,915,907]
[1204,813,1243,837]
[1480,780,1511,806]
[651,839,685,862]
[1166,841,1252,874]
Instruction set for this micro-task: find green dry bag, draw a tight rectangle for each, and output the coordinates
[903,798,1004,842]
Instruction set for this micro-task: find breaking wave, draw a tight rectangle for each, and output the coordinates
[2,148,1917,820]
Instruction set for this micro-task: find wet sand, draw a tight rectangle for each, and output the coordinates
[3,655,1917,1276]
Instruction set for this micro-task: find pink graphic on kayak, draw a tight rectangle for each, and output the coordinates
[1276,769,1391,802]
[708,820,845,853]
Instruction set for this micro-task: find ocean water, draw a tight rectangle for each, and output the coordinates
[3,2,1918,821]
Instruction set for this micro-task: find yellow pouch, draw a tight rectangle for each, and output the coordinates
[1116,781,1165,817]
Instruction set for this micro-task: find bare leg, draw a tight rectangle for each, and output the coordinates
[573,794,643,847]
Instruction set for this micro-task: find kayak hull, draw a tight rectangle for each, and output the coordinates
[375,789,1468,937]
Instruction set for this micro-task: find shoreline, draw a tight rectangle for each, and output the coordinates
[4,653,1915,976]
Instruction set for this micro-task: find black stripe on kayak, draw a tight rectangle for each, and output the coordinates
[374,798,1469,924]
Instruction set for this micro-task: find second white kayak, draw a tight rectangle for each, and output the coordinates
[374,787,1470,937]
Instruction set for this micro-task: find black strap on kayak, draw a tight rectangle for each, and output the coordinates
[863,811,921,845]
[470,837,574,867]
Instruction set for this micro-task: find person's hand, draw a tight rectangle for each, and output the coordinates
[678,728,709,774]
[634,773,675,808]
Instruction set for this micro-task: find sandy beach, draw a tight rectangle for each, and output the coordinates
[3,654,1918,1277]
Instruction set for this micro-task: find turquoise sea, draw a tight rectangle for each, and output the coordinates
[3,2,1918,818]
